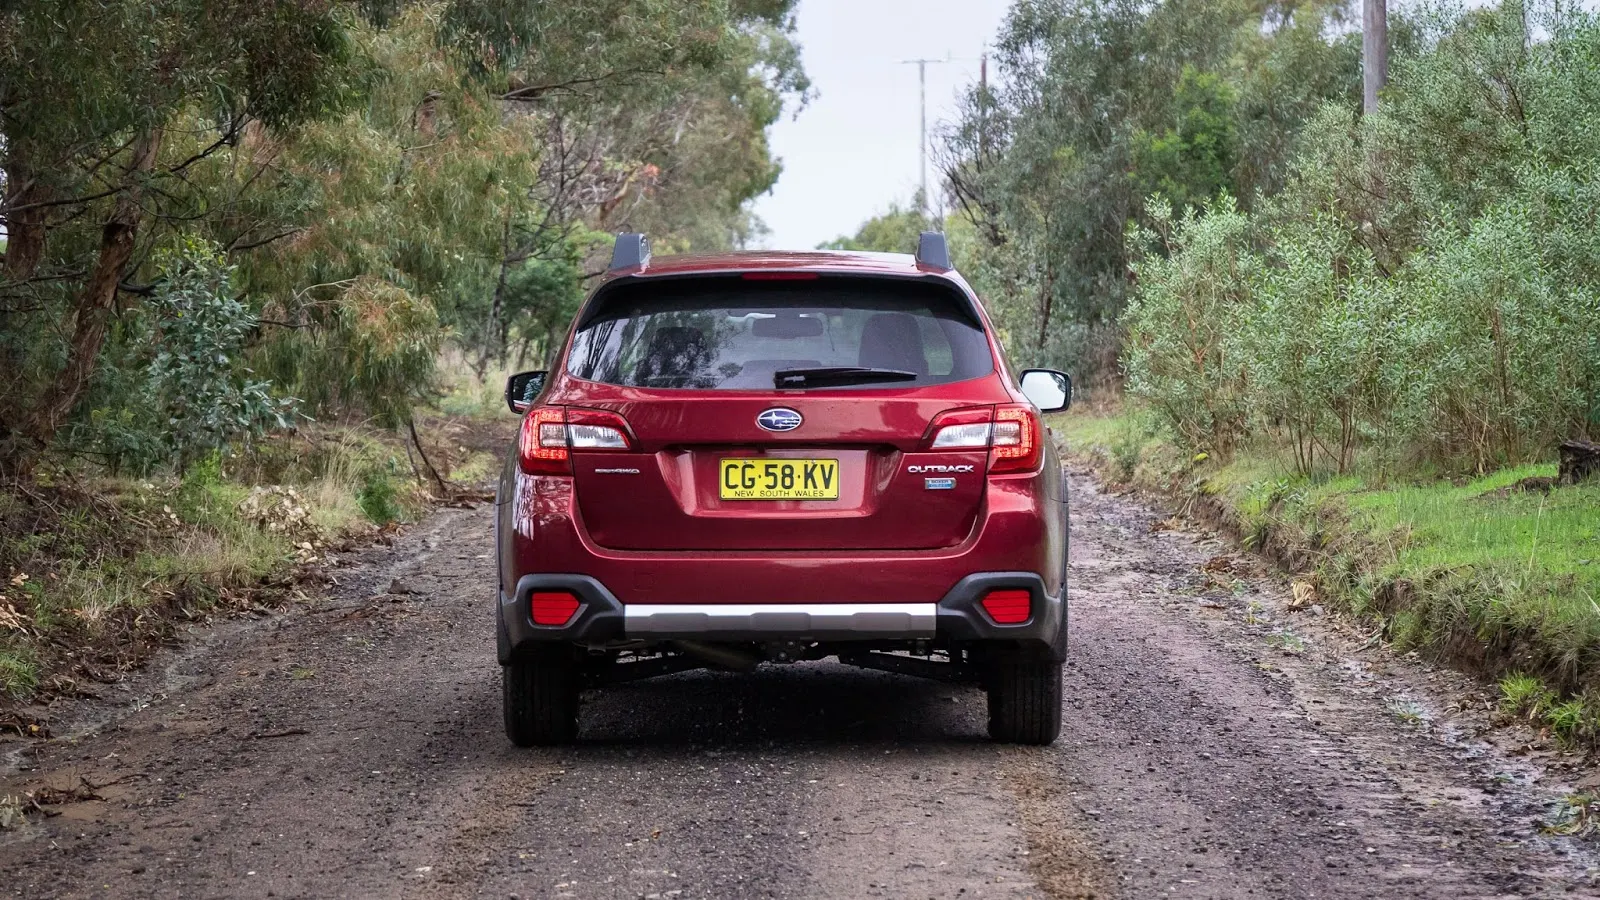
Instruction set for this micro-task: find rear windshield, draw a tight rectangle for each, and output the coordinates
[565,278,994,390]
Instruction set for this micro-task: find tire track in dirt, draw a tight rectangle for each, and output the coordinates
[1,471,1596,898]
[0,503,1054,900]
[1007,472,1599,898]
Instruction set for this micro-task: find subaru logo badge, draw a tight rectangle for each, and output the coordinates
[756,407,803,432]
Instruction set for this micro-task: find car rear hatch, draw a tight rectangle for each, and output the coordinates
[557,273,1004,552]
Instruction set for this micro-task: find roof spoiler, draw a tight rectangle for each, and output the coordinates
[915,231,951,271]
[609,232,650,272]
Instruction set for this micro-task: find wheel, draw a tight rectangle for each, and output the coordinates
[986,659,1063,745]
[503,653,580,746]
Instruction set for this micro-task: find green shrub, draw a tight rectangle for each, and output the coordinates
[357,468,403,525]
[1123,197,1256,453]
[70,237,293,475]
[1120,4,1600,472]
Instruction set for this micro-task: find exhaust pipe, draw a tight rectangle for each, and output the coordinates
[670,641,759,672]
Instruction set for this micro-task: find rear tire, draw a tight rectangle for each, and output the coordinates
[986,660,1063,745]
[503,653,580,746]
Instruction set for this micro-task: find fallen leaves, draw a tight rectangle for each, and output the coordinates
[237,486,314,536]
[0,600,31,633]
[1288,579,1318,610]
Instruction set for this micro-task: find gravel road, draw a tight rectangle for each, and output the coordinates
[2,469,1596,899]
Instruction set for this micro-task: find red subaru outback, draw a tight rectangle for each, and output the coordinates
[495,233,1071,745]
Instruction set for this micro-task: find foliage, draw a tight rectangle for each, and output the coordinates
[1059,405,1600,745]
[940,0,1362,378]
[0,0,807,476]
[1118,2,1600,471]
[71,239,291,473]
[357,468,404,525]
[818,199,930,253]
[0,0,364,474]
[1122,198,1255,452]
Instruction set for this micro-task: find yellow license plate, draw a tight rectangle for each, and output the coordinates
[719,458,839,500]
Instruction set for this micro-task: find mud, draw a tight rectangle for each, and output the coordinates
[1,468,1595,898]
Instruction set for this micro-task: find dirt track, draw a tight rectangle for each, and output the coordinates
[2,468,1597,899]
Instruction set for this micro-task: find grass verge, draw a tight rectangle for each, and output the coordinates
[1054,404,1600,746]
[0,411,504,715]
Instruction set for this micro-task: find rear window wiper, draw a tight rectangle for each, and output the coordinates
[774,366,919,388]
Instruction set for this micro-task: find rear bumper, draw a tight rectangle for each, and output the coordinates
[497,571,1067,663]
[501,475,1062,607]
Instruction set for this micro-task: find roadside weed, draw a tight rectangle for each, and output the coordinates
[0,644,39,700]
[1543,794,1600,838]
[0,794,25,830]
[358,469,403,525]
[1385,697,1428,727]
[1500,673,1553,718]
[1266,630,1306,654]
[1057,405,1600,747]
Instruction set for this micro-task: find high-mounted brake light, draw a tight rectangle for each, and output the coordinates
[519,407,634,475]
[741,272,820,281]
[923,405,1044,474]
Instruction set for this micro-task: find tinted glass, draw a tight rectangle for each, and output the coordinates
[566,279,994,390]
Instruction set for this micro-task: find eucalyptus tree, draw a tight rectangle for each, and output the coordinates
[0,0,361,475]
[0,0,808,476]
[939,0,1362,376]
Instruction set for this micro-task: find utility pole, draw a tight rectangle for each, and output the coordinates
[898,56,950,219]
[979,48,989,157]
[1363,0,1388,115]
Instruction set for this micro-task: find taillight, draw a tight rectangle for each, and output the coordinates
[565,408,633,449]
[519,407,634,475]
[520,407,569,475]
[981,589,1032,624]
[923,404,1043,474]
[925,406,993,449]
[990,405,1042,474]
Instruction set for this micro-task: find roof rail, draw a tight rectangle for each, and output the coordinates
[915,231,951,271]
[610,232,651,272]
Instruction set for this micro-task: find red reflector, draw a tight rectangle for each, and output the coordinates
[741,271,820,280]
[530,592,580,626]
[981,589,1031,625]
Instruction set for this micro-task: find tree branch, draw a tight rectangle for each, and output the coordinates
[502,69,661,101]
[226,228,304,253]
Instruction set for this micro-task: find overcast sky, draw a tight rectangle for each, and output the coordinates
[750,0,1014,251]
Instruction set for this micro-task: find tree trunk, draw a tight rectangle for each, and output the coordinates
[0,159,54,457]
[3,129,162,477]
[407,416,449,497]
[1036,262,1056,354]
[1362,0,1388,115]
[3,163,50,281]
[1559,440,1600,486]
[477,213,513,379]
